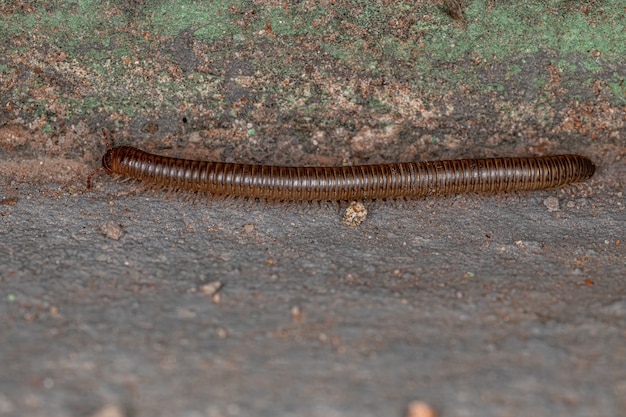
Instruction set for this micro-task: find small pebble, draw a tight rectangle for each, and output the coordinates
[405,401,436,417]
[100,221,124,240]
[544,196,559,212]
[199,281,222,297]
[342,201,368,226]
[89,404,125,417]
[242,223,256,233]
[290,305,303,322]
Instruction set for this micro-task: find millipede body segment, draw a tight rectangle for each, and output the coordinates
[100,145,595,201]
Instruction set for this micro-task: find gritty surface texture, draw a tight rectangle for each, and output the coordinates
[1,181,625,417]
[1,1,625,416]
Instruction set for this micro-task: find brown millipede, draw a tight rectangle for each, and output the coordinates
[89,145,595,201]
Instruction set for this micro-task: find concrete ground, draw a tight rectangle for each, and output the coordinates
[1,175,624,416]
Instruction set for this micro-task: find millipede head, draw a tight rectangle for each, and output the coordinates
[102,148,116,174]
[99,129,118,174]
